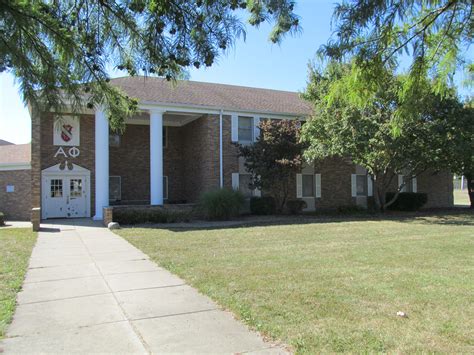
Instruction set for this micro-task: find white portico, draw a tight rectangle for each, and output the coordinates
[93,108,166,220]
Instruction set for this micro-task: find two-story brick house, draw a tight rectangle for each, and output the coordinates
[20,76,453,221]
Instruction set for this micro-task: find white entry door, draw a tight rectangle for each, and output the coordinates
[42,164,91,219]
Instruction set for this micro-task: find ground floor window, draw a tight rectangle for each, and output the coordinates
[356,174,367,196]
[302,174,315,197]
[239,174,254,197]
[109,176,121,202]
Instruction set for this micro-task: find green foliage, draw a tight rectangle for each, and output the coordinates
[320,0,472,107]
[386,192,428,211]
[285,199,306,214]
[199,189,245,220]
[250,196,276,215]
[238,119,306,212]
[113,208,192,225]
[1,0,299,130]
[336,205,367,214]
[0,212,4,226]
[301,61,462,211]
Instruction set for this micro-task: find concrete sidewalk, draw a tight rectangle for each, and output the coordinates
[1,219,287,354]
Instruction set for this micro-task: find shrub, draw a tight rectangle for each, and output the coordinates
[250,196,276,215]
[199,189,245,220]
[386,192,428,211]
[286,199,307,214]
[336,205,366,214]
[0,212,4,226]
[113,208,191,225]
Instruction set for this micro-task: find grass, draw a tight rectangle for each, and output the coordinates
[117,212,474,353]
[0,228,37,339]
[454,189,470,206]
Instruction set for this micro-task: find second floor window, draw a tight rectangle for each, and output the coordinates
[238,116,253,142]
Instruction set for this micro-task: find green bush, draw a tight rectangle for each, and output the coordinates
[113,208,191,225]
[336,205,366,214]
[250,196,276,215]
[286,199,307,214]
[0,212,4,226]
[199,189,245,220]
[386,192,428,211]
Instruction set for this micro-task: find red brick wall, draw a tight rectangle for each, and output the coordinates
[39,113,96,216]
[0,169,31,220]
[32,112,454,215]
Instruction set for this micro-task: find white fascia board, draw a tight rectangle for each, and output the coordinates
[0,163,31,171]
[139,101,308,120]
[34,98,309,121]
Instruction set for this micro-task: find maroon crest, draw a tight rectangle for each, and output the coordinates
[61,124,73,142]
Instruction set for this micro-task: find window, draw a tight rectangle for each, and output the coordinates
[356,175,367,196]
[109,176,121,202]
[69,179,82,198]
[302,174,314,197]
[163,176,168,200]
[109,132,121,147]
[239,174,254,197]
[238,116,253,142]
[50,179,63,198]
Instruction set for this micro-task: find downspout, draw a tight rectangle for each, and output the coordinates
[219,109,224,188]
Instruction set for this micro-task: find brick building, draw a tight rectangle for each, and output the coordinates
[1,77,453,221]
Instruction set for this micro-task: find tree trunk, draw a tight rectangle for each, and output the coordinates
[465,173,474,209]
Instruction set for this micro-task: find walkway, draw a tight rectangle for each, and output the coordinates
[1,219,287,354]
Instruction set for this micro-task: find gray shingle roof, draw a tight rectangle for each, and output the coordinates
[110,77,312,116]
[0,139,14,146]
[0,143,31,165]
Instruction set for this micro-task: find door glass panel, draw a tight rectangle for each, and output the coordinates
[50,179,63,198]
[70,179,82,198]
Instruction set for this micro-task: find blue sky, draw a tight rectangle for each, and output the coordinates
[0,0,471,144]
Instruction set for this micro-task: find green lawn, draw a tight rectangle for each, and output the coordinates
[0,228,37,339]
[117,212,474,353]
[454,189,470,206]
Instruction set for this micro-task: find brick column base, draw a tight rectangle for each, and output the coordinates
[103,207,113,227]
[32,207,41,231]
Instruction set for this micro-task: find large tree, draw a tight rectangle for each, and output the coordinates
[320,0,473,118]
[432,98,474,208]
[238,119,305,212]
[301,61,461,211]
[1,0,299,130]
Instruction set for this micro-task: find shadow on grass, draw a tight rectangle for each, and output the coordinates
[121,207,473,232]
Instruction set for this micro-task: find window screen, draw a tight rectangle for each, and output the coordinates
[238,116,253,142]
[302,174,314,197]
[356,175,367,196]
[109,176,121,201]
[239,174,253,197]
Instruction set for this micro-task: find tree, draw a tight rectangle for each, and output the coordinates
[319,0,473,117]
[301,61,460,211]
[1,0,299,131]
[431,98,474,208]
[238,119,305,212]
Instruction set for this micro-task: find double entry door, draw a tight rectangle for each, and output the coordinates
[42,174,89,219]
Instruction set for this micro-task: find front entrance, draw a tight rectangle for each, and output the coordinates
[41,164,91,219]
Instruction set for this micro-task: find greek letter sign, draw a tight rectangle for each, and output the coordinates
[53,115,80,146]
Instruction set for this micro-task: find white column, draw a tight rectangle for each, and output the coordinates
[150,109,164,205]
[93,106,109,220]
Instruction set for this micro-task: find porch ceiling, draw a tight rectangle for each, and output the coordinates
[126,111,203,127]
